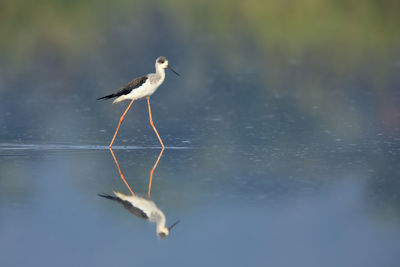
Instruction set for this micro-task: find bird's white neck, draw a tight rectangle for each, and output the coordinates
[156,216,167,233]
[151,65,165,85]
[155,64,166,76]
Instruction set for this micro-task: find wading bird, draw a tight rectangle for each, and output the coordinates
[98,191,180,238]
[97,56,179,149]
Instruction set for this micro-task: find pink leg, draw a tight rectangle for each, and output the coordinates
[109,99,135,148]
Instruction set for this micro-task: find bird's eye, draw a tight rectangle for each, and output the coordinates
[158,60,164,64]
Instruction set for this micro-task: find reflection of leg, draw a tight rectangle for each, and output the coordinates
[109,147,135,196]
[147,97,165,197]
[148,148,164,197]
[109,98,135,148]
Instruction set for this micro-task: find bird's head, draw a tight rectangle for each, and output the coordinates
[156,56,179,76]
[157,220,180,239]
[157,227,169,239]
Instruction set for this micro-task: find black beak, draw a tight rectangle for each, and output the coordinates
[168,220,180,231]
[167,65,180,76]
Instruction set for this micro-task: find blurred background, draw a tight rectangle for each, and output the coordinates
[0,0,399,266]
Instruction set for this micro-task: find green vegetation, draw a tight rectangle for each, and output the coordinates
[1,0,398,64]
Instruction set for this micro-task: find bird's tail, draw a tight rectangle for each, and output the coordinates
[98,193,121,203]
[97,94,116,100]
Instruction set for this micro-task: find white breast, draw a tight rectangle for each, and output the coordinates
[129,80,160,100]
[112,70,165,104]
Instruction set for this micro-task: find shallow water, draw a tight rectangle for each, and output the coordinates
[1,1,400,266]
[1,136,399,266]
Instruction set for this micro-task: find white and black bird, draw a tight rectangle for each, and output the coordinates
[97,56,179,148]
[98,191,180,238]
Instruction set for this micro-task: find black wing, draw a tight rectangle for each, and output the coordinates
[98,193,148,219]
[97,76,148,100]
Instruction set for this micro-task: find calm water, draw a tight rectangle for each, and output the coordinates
[1,1,400,266]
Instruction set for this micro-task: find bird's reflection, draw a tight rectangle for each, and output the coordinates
[100,147,178,238]
[98,191,179,238]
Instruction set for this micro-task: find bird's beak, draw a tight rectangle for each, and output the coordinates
[168,220,180,231]
[167,65,180,76]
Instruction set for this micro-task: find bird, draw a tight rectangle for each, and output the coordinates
[98,191,180,238]
[97,56,179,149]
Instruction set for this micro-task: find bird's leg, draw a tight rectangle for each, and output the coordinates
[109,147,135,196]
[147,97,165,197]
[147,97,165,149]
[109,98,135,148]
